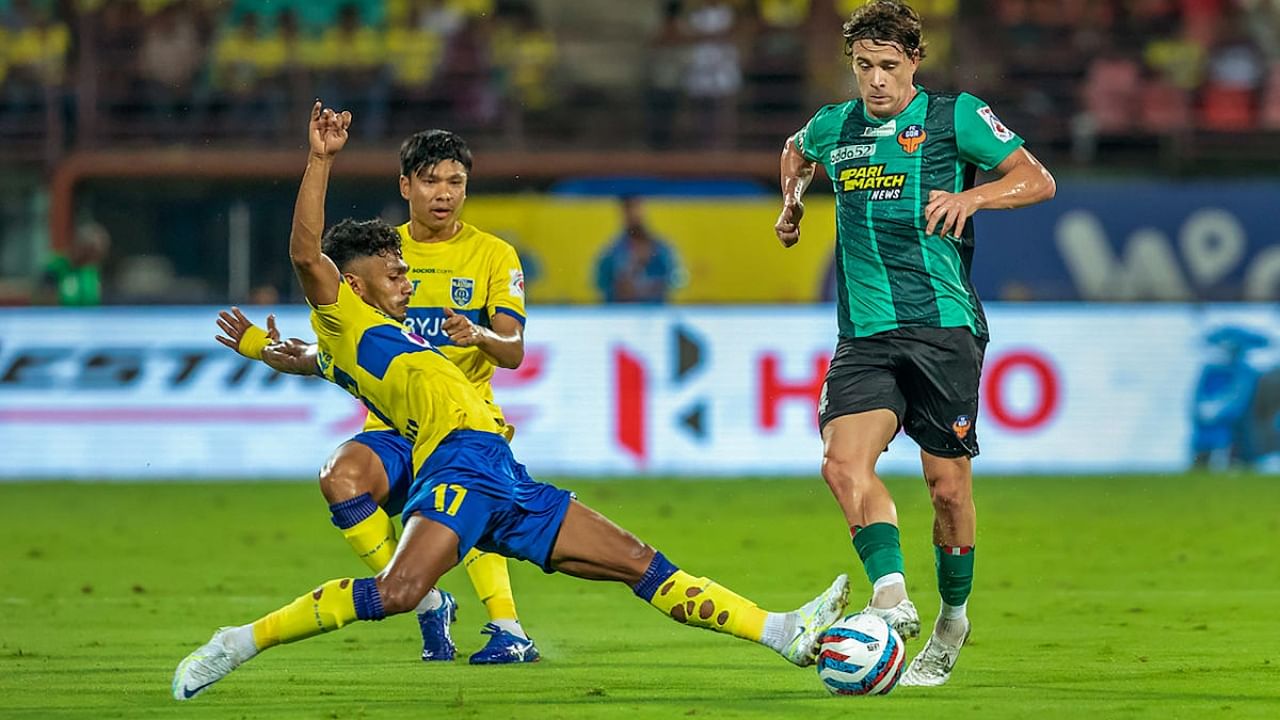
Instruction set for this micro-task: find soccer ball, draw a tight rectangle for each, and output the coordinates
[816,612,905,696]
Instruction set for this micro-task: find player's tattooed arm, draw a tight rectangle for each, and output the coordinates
[290,100,348,307]
[775,133,815,248]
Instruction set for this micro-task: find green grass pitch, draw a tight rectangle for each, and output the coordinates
[1,474,1277,719]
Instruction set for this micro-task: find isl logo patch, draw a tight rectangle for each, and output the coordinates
[450,277,475,306]
[897,124,927,153]
[952,415,972,439]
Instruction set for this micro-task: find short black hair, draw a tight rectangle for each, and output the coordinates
[321,218,401,272]
[843,0,927,60]
[399,129,473,178]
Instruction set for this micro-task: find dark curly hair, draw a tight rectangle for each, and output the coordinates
[399,129,473,178]
[321,218,401,272]
[842,0,927,60]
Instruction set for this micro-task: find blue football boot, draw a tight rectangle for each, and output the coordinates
[418,590,458,661]
[468,622,541,665]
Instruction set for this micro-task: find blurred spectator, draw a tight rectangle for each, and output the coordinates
[248,283,280,305]
[386,0,451,100]
[644,0,686,149]
[491,2,558,127]
[679,0,742,149]
[136,1,205,132]
[595,196,682,304]
[210,11,280,139]
[38,222,110,307]
[1262,63,1280,130]
[0,0,69,138]
[1080,53,1142,135]
[1198,30,1265,130]
[314,3,389,139]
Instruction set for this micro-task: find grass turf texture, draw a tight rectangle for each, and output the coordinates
[0,474,1276,719]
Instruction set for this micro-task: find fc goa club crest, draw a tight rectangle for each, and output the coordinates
[450,277,475,306]
[897,124,927,153]
[952,415,971,440]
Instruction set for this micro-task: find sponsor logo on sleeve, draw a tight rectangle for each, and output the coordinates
[508,269,525,299]
[977,106,1014,142]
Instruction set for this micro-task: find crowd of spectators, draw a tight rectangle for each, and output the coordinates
[1,0,1279,161]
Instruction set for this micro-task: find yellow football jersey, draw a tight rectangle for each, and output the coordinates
[312,281,504,472]
[358,221,526,434]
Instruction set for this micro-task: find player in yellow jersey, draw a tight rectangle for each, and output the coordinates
[213,126,537,664]
[171,101,851,701]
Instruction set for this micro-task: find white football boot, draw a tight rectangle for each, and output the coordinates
[780,574,851,666]
[862,597,921,640]
[172,627,245,700]
[900,621,970,687]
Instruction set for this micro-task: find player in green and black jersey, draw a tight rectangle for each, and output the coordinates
[773,0,1056,687]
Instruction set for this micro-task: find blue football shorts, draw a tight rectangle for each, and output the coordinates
[348,429,415,518]
[403,430,573,572]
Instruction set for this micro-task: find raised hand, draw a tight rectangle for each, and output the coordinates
[215,307,279,353]
[308,100,352,158]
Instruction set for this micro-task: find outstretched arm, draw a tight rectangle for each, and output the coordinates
[214,307,321,376]
[774,135,817,248]
[290,101,351,307]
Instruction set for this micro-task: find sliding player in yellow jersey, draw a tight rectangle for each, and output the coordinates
[215,126,538,664]
[172,101,850,701]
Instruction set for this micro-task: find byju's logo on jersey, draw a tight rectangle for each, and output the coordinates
[977,106,1014,142]
[897,124,927,153]
[450,277,475,306]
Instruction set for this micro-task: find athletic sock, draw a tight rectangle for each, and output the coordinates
[935,544,974,643]
[852,523,906,606]
[330,494,398,572]
[250,578,384,650]
[463,549,521,625]
[631,551,768,643]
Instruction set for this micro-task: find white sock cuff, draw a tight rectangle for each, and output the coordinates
[872,572,906,593]
[940,601,967,620]
[227,624,260,663]
[761,612,790,653]
[414,588,443,615]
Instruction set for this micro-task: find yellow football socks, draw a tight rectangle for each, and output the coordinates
[340,506,399,572]
[646,570,767,642]
[464,549,519,621]
[251,578,362,649]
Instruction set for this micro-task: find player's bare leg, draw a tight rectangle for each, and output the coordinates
[173,515,460,700]
[902,451,975,687]
[548,500,849,667]
[319,441,459,660]
[319,441,396,568]
[821,411,920,639]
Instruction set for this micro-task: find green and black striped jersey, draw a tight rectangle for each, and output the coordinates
[796,87,1023,340]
